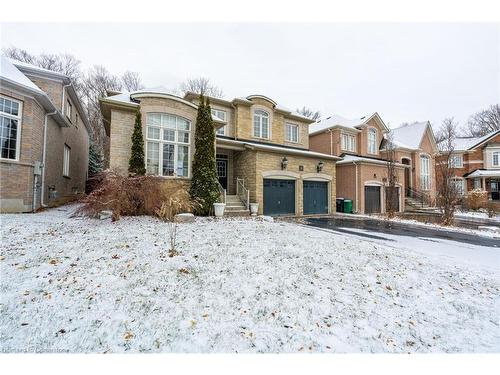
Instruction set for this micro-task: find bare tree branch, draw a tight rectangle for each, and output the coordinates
[296,106,321,121]
[179,77,223,98]
[121,71,144,92]
[465,104,500,137]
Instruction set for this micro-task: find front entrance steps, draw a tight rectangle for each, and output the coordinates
[404,197,436,213]
[224,195,250,217]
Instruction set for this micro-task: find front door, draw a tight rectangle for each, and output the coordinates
[402,159,411,196]
[216,156,228,190]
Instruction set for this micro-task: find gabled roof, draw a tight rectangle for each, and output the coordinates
[309,112,388,135]
[453,129,500,151]
[390,121,437,152]
[0,56,45,94]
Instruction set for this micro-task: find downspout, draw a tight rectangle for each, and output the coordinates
[329,129,333,155]
[354,161,359,213]
[41,111,58,207]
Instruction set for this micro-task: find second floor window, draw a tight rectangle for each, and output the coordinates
[448,154,463,168]
[146,113,190,177]
[341,133,356,152]
[253,110,269,139]
[285,123,298,143]
[367,128,377,154]
[420,155,431,190]
[66,100,72,120]
[1,96,21,160]
[493,151,499,167]
[211,109,227,135]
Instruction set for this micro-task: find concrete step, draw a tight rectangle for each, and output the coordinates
[225,205,247,211]
[224,210,250,217]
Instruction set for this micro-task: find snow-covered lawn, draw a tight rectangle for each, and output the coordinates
[1,206,499,353]
[456,210,500,222]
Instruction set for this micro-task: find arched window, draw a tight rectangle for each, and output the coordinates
[367,128,377,154]
[420,155,431,190]
[145,113,191,177]
[253,110,269,139]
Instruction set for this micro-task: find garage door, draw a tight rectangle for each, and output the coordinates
[263,179,295,216]
[364,186,381,214]
[303,181,328,215]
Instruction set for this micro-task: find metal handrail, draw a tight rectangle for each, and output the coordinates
[216,180,226,204]
[406,187,430,208]
[236,178,250,210]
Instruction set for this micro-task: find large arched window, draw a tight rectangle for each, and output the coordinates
[253,110,269,139]
[367,128,377,154]
[420,155,431,190]
[146,113,191,177]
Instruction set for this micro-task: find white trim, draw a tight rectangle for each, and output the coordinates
[131,92,198,109]
[367,126,378,155]
[0,95,23,161]
[285,122,299,143]
[62,143,70,177]
[261,170,300,179]
[252,107,271,140]
[341,132,356,152]
[246,95,277,106]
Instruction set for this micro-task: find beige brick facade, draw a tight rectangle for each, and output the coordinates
[0,70,89,213]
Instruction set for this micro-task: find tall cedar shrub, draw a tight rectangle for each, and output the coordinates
[88,143,103,177]
[128,110,146,175]
[189,96,220,215]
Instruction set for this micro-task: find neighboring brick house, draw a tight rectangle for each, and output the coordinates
[100,89,340,216]
[436,129,500,200]
[0,57,90,212]
[386,121,439,206]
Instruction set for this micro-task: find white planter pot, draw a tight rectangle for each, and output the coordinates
[213,203,226,217]
[250,203,259,216]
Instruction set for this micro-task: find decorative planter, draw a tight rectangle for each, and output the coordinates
[213,203,226,218]
[250,203,259,216]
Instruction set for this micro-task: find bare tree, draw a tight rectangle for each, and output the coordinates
[384,130,398,219]
[121,71,144,92]
[179,77,223,98]
[2,46,36,64]
[436,117,461,225]
[466,104,500,137]
[296,106,321,121]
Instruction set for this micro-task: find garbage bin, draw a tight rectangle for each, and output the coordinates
[343,199,353,214]
[336,198,344,213]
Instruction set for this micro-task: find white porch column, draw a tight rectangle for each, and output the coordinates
[482,177,486,190]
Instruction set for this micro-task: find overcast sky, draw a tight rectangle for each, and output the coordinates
[2,23,499,130]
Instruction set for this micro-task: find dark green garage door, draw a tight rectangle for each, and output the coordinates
[263,179,295,216]
[303,181,328,215]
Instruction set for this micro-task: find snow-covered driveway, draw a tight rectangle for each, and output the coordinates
[1,207,499,353]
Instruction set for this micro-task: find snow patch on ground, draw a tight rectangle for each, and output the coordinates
[1,207,499,353]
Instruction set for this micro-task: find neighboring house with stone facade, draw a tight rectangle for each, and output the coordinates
[100,89,340,216]
[309,115,438,214]
[436,129,500,200]
[0,57,90,213]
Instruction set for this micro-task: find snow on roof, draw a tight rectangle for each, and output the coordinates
[0,56,45,94]
[391,121,429,150]
[9,58,68,80]
[453,130,499,151]
[465,170,500,178]
[337,154,408,167]
[309,114,371,135]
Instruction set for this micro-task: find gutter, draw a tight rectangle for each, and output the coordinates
[41,111,58,207]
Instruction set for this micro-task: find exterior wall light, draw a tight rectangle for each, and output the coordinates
[281,156,288,170]
[317,161,324,173]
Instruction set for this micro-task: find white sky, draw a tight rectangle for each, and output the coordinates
[1,22,499,129]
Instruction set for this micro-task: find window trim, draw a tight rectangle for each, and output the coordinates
[145,113,191,178]
[420,154,431,191]
[63,143,71,177]
[450,177,465,196]
[285,123,299,143]
[367,127,378,155]
[0,95,23,162]
[448,153,464,168]
[341,132,357,152]
[253,109,270,139]
[493,151,499,167]
[211,108,227,122]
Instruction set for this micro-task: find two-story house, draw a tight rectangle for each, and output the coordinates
[437,129,500,200]
[100,89,340,216]
[386,121,439,207]
[0,57,90,212]
[309,115,438,214]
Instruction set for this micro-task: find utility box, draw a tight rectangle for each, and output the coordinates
[34,161,43,176]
